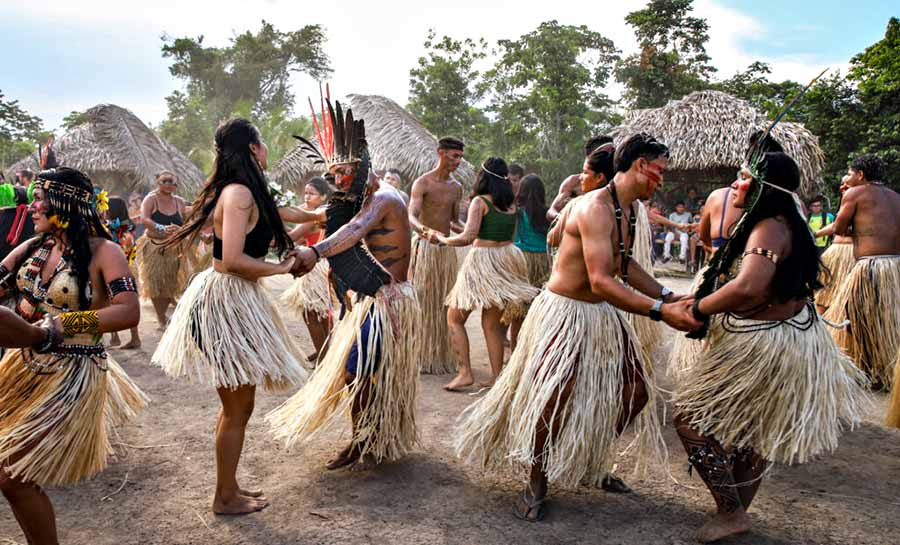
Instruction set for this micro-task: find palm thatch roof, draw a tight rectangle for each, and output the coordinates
[271,94,477,192]
[611,90,825,197]
[5,104,204,197]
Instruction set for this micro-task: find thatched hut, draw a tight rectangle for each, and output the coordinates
[271,94,477,193]
[611,90,826,204]
[5,104,204,197]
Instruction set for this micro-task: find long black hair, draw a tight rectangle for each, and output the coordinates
[472,157,513,211]
[516,174,549,234]
[107,196,130,224]
[697,152,822,304]
[35,167,113,310]
[166,118,292,256]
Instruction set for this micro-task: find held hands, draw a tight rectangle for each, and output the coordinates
[33,314,64,353]
[661,298,704,332]
[289,247,318,276]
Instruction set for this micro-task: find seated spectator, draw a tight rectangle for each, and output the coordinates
[663,201,693,262]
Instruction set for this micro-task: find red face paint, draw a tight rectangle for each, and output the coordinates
[643,163,664,184]
[737,179,752,192]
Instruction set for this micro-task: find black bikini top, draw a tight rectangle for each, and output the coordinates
[212,217,273,260]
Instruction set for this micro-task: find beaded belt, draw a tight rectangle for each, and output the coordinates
[22,344,108,374]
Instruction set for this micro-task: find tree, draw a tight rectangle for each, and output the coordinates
[616,0,716,108]
[159,20,331,171]
[847,17,900,187]
[0,90,45,169]
[407,30,490,158]
[484,21,621,189]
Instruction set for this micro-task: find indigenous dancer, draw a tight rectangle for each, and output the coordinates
[675,150,868,543]
[0,167,147,544]
[670,132,777,382]
[153,119,307,515]
[408,137,465,375]
[456,134,698,522]
[105,196,142,349]
[813,183,853,314]
[440,158,539,391]
[546,136,613,222]
[549,143,664,360]
[823,155,900,389]
[267,96,419,473]
[136,171,190,329]
[507,174,551,351]
[280,177,334,363]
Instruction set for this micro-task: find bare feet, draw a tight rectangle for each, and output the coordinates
[109,332,121,347]
[478,378,496,389]
[350,453,378,472]
[444,373,475,392]
[696,510,751,543]
[121,338,142,350]
[212,494,269,515]
[326,444,360,470]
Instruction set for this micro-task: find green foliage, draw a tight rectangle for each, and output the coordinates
[407,22,621,192]
[846,17,900,187]
[408,30,490,160]
[158,20,330,172]
[0,89,45,169]
[484,21,621,189]
[61,110,89,130]
[615,0,716,108]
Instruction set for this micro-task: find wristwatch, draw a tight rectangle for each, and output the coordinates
[660,286,673,301]
[649,298,664,322]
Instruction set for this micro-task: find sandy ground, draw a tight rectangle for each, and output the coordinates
[2,274,898,545]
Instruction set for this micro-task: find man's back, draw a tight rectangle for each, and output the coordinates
[364,186,412,281]
[845,184,900,257]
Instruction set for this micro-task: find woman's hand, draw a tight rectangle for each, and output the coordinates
[276,254,297,275]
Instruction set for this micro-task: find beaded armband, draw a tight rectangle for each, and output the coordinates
[742,248,779,264]
[107,276,138,298]
[59,310,100,336]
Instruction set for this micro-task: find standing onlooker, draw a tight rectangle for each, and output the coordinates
[384,168,410,205]
[807,195,834,256]
[509,174,551,351]
[508,163,525,197]
[664,201,693,262]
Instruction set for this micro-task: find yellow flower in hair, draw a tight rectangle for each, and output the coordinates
[95,190,110,213]
[49,214,69,230]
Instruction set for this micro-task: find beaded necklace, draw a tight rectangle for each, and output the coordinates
[608,181,637,285]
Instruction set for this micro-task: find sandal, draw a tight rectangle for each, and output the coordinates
[601,474,633,494]
[513,488,547,522]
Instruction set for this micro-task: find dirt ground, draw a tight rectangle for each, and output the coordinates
[3,274,898,545]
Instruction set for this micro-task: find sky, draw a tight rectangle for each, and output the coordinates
[0,0,895,131]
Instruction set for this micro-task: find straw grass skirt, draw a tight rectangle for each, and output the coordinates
[152,268,308,392]
[455,290,665,488]
[267,283,420,463]
[816,243,854,310]
[135,236,187,300]
[675,304,869,465]
[521,250,552,288]
[0,345,148,486]
[824,255,900,388]
[446,244,539,316]
[409,235,458,374]
[281,259,334,321]
[886,351,900,428]
[627,201,664,358]
[667,267,707,384]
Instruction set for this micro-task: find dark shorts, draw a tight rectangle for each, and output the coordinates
[345,308,383,376]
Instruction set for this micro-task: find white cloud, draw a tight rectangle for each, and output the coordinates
[1,0,853,129]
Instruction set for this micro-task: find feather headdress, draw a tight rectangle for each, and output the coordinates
[293,84,367,168]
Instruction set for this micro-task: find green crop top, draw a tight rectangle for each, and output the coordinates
[477,196,517,242]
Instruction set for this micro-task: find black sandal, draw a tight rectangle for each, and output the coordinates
[601,474,633,494]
